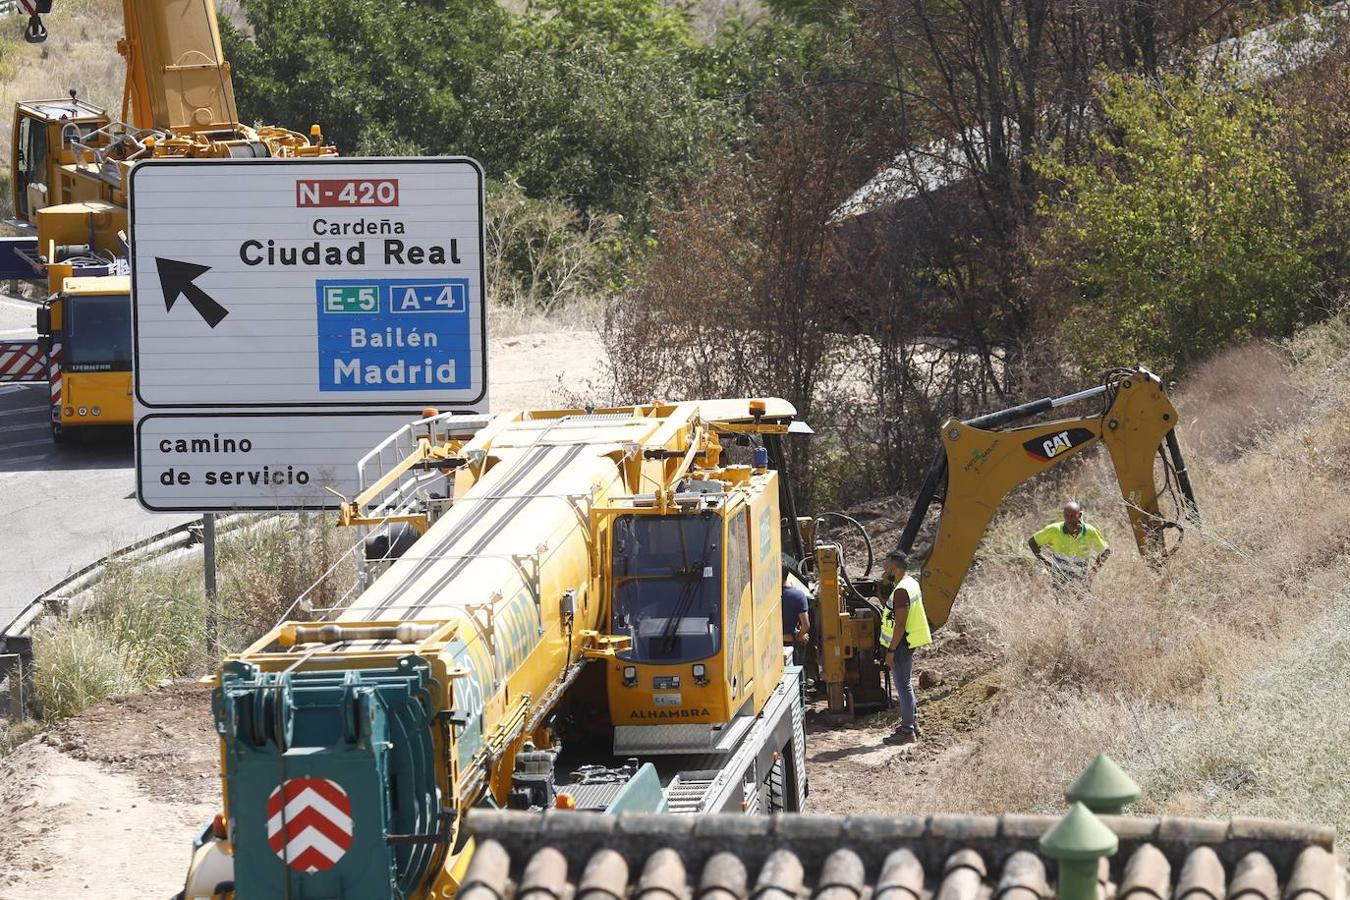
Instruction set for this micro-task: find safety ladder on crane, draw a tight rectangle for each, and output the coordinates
[663,773,720,814]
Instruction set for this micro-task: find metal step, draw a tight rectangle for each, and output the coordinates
[664,773,717,814]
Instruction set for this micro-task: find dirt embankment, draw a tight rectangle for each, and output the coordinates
[0,682,216,900]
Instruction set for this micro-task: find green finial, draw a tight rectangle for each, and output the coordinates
[1041,802,1118,900]
[1041,802,1119,860]
[1066,754,1141,814]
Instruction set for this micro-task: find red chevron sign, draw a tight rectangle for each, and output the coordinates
[266,777,354,872]
[0,340,45,383]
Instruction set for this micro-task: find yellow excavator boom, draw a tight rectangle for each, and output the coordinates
[897,367,1198,628]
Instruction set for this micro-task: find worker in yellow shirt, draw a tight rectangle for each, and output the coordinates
[1028,501,1110,582]
[879,550,931,745]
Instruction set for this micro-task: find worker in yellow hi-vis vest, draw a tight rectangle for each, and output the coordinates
[1028,500,1111,583]
[879,550,931,745]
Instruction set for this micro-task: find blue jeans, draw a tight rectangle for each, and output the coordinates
[892,643,916,733]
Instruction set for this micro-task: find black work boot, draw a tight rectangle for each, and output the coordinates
[884,727,917,746]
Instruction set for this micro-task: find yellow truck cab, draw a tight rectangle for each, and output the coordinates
[37,275,132,444]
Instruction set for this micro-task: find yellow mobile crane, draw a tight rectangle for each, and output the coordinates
[4,0,334,443]
[813,367,1199,713]
[184,400,811,899]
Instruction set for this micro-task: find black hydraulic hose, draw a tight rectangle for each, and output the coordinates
[963,396,1056,430]
[813,511,874,579]
[765,434,806,566]
[1164,429,1200,521]
[898,445,946,556]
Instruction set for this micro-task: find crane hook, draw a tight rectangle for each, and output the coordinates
[24,14,48,43]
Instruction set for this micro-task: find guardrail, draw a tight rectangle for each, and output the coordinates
[1,513,263,641]
[0,513,266,717]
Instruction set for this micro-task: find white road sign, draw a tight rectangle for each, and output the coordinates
[130,157,487,409]
[136,412,445,511]
[130,157,489,512]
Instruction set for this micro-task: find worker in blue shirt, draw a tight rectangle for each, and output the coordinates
[781,579,811,667]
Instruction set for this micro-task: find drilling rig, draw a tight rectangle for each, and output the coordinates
[184,400,811,899]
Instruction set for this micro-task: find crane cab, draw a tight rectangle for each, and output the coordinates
[10,97,110,225]
[600,464,786,731]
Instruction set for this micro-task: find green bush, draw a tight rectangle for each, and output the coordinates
[1036,71,1323,375]
[25,516,351,722]
[29,561,208,719]
[486,180,622,318]
[465,42,724,233]
[220,0,509,155]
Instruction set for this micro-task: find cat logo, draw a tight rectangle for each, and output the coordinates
[1023,427,1094,463]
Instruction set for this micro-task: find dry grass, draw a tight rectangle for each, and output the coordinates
[908,317,1350,835]
[0,0,123,170]
[26,514,355,725]
[0,717,41,756]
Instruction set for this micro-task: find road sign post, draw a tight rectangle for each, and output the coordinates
[202,512,218,654]
[129,157,488,512]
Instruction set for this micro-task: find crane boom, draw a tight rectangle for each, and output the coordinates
[118,0,241,132]
[8,0,334,444]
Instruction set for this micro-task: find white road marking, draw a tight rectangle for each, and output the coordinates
[3,452,53,464]
[0,404,48,418]
[0,421,47,434]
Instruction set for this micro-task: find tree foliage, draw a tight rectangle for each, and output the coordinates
[1036,72,1322,374]
[464,43,723,232]
[222,0,824,234]
[219,0,508,155]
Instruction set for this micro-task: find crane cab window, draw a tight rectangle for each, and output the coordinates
[63,295,132,372]
[612,513,722,663]
[14,114,49,218]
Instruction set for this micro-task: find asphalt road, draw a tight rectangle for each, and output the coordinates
[0,382,195,629]
[0,293,195,627]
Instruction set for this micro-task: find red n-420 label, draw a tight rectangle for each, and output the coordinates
[296,178,399,207]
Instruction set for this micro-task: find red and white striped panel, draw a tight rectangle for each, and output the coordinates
[48,340,62,416]
[0,340,46,384]
[18,0,37,16]
[266,777,355,873]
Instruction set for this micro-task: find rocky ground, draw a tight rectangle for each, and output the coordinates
[0,683,217,899]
